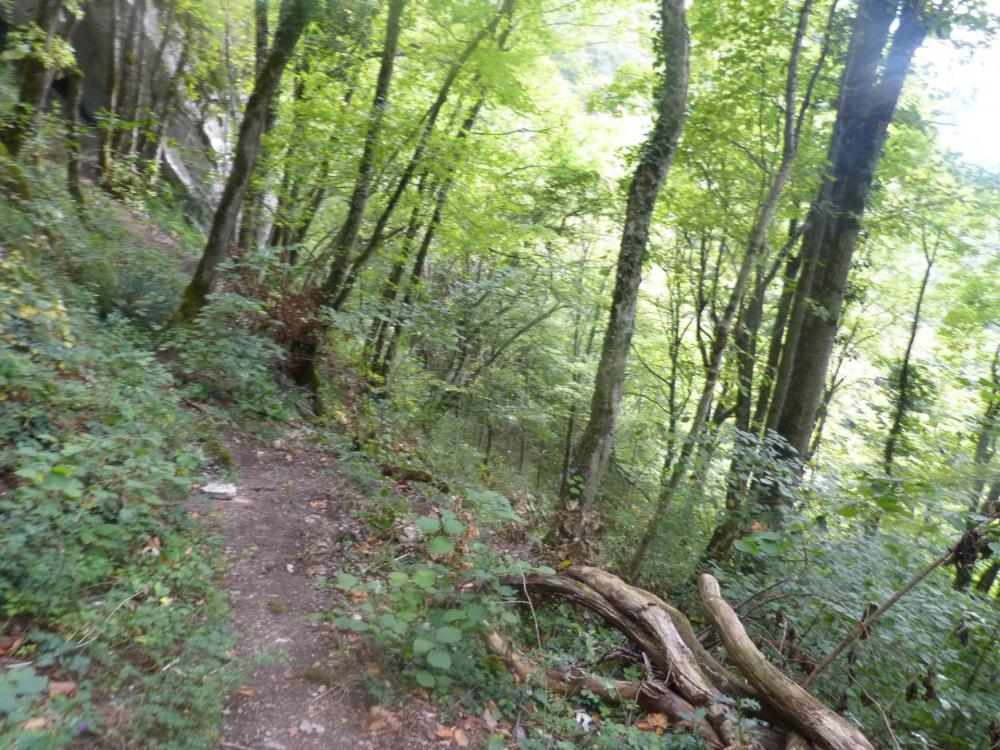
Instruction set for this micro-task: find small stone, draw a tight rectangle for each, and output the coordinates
[202,482,238,497]
[299,719,326,735]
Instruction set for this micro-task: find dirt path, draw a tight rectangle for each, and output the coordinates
[211,432,386,750]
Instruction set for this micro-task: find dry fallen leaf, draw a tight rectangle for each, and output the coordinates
[434,726,471,747]
[364,705,401,733]
[482,707,498,730]
[237,686,255,697]
[48,680,78,698]
[434,726,456,742]
[750,520,766,532]
[141,536,161,555]
[0,635,25,657]
[21,717,49,731]
[310,500,328,510]
[635,713,670,733]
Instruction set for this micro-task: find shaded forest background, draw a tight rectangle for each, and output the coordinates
[1,0,1000,747]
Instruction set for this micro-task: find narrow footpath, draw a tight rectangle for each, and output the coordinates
[212,433,422,750]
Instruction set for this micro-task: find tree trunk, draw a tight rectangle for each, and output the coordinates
[172,0,313,323]
[321,0,512,309]
[884,235,935,473]
[235,0,276,252]
[368,96,487,388]
[291,2,513,396]
[757,248,802,431]
[2,0,76,157]
[313,0,405,287]
[495,566,879,750]
[626,0,813,575]
[61,65,85,204]
[98,0,120,176]
[550,0,689,553]
[110,0,141,157]
[768,0,927,501]
[969,345,999,511]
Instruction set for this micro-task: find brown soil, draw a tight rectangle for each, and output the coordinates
[213,432,436,750]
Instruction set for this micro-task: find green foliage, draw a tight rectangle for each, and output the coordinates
[160,290,293,418]
[0,176,233,747]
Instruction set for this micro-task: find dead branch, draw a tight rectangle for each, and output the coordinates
[698,574,873,750]
[379,464,450,493]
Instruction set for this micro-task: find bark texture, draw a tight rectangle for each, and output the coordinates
[767,0,927,484]
[551,0,689,553]
[491,566,878,750]
[173,0,313,323]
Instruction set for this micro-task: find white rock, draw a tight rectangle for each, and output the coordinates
[201,482,238,497]
[299,720,326,735]
[575,711,594,732]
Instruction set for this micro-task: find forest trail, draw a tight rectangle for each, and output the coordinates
[210,432,415,750]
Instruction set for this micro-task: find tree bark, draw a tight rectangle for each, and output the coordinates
[768,1,927,491]
[496,567,879,749]
[235,0,277,252]
[321,0,513,309]
[883,234,935,473]
[316,0,405,289]
[699,574,875,750]
[61,65,85,204]
[627,0,813,575]
[172,0,313,323]
[1,0,77,157]
[550,0,689,553]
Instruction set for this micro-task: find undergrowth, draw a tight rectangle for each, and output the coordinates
[0,158,288,747]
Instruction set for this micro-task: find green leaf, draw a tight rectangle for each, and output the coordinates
[427,649,452,670]
[427,536,455,556]
[335,572,359,590]
[387,571,409,586]
[413,637,435,655]
[415,670,436,688]
[733,539,753,553]
[442,518,465,536]
[11,668,48,696]
[414,516,441,534]
[413,569,437,589]
[436,625,462,644]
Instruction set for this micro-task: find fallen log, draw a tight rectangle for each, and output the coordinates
[494,567,871,750]
[484,630,727,748]
[565,567,738,744]
[379,464,450,493]
[698,574,873,750]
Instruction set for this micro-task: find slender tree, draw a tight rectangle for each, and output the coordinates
[883,230,937,473]
[549,0,689,554]
[172,0,314,323]
[627,0,815,576]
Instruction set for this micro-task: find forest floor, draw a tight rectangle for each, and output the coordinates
[209,430,440,750]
